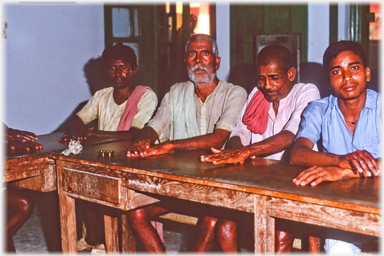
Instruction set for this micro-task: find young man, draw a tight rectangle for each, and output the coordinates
[60,43,157,142]
[60,43,158,251]
[291,40,381,253]
[201,45,320,252]
[126,34,247,252]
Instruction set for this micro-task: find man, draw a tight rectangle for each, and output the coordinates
[126,34,247,252]
[290,41,380,253]
[60,43,158,251]
[201,44,320,252]
[60,42,157,142]
[4,125,40,251]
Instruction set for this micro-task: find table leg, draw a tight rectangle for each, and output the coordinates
[59,193,77,253]
[104,215,119,253]
[254,195,274,254]
[120,213,136,253]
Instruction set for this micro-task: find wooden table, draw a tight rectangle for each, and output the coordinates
[4,132,68,191]
[4,132,121,191]
[49,140,380,254]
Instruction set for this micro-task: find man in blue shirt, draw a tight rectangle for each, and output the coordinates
[290,40,381,253]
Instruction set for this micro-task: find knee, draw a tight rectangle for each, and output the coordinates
[18,194,35,218]
[198,216,218,231]
[127,208,149,227]
[216,220,237,239]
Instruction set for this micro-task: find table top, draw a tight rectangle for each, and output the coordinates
[5,132,121,163]
[49,140,380,214]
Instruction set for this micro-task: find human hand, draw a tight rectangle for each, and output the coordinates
[141,142,173,157]
[292,166,346,186]
[58,127,94,143]
[338,150,380,177]
[6,128,43,152]
[200,148,250,165]
[126,139,152,157]
[6,128,38,143]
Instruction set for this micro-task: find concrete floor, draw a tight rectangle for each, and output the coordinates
[11,190,254,254]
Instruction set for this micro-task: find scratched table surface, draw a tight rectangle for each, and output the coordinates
[5,132,123,162]
[49,140,380,214]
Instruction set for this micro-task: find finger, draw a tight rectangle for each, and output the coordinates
[349,158,369,177]
[361,150,380,175]
[292,166,319,185]
[309,176,326,186]
[211,148,222,153]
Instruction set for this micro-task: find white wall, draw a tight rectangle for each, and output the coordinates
[307,3,330,64]
[215,2,230,81]
[4,3,105,135]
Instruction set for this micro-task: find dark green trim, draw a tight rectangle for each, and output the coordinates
[291,4,308,63]
[329,4,338,44]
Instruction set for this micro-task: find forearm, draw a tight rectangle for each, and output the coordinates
[225,136,244,150]
[165,129,230,151]
[243,130,295,157]
[290,144,342,168]
[90,127,140,141]
[133,126,159,145]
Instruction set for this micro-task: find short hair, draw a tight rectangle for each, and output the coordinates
[256,45,294,72]
[185,34,219,58]
[323,40,368,75]
[101,43,138,69]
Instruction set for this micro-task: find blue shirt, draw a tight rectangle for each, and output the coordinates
[296,89,381,158]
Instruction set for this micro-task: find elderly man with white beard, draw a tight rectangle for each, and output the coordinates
[126,34,247,252]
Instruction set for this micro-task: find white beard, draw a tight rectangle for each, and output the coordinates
[188,64,216,84]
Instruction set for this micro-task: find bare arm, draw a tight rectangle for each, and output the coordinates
[290,137,342,167]
[201,130,294,165]
[127,128,230,158]
[4,124,42,151]
[291,137,380,186]
[87,127,140,141]
[60,115,140,142]
[126,126,161,157]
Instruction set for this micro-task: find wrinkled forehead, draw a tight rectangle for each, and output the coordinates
[187,40,213,52]
[257,59,285,74]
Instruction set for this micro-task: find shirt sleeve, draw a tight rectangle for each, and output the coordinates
[147,92,171,142]
[295,101,323,146]
[131,90,158,129]
[229,87,257,146]
[283,83,321,135]
[214,85,248,132]
[76,90,104,125]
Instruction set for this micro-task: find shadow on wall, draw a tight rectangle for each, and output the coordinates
[227,63,258,94]
[300,62,330,98]
[53,57,109,132]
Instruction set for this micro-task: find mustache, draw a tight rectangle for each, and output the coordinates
[190,64,209,72]
[263,89,277,94]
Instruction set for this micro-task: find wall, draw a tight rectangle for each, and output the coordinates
[3,3,105,135]
[3,2,335,135]
[307,3,330,63]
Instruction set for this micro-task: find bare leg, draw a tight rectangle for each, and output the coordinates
[216,219,238,253]
[192,216,218,252]
[275,230,294,253]
[6,187,35,252]
[126,205,169,252]
[83,201,104,246]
